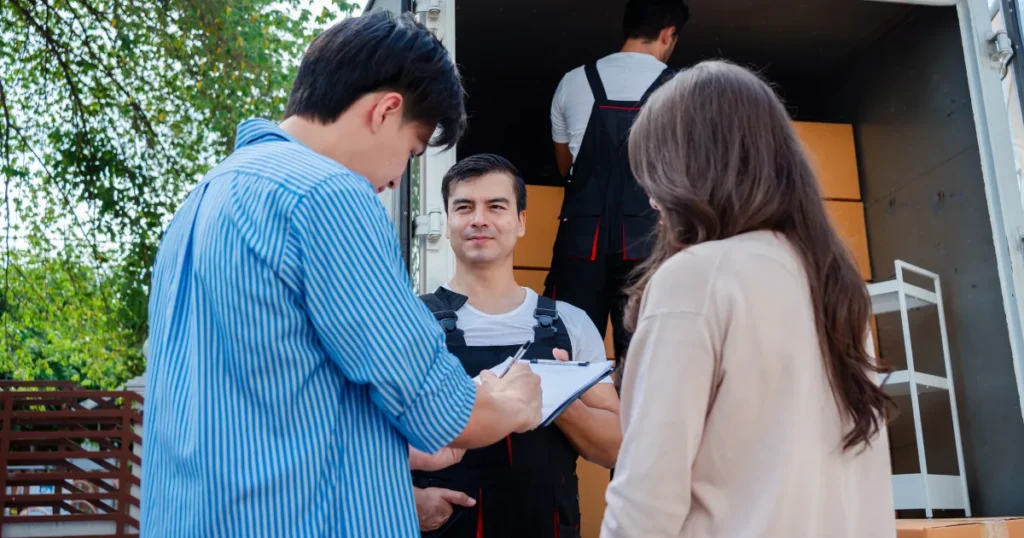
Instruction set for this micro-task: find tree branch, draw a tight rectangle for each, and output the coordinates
[6,119,103,263]
[13,0,164,149]
[59,0,118,58]
[1,76,13,360]
[9,0,88,129]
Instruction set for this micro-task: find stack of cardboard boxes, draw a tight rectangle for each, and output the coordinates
[509,121,878,538]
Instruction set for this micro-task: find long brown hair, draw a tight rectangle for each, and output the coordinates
[625,60,891,451]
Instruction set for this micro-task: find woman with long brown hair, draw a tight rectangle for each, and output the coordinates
[600,60,896,538]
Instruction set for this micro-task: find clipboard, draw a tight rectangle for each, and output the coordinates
[530,360,613,427]
[477,356,613,427]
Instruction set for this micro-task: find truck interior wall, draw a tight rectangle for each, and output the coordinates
[797,7,1024,516]
[453,0,1024,521]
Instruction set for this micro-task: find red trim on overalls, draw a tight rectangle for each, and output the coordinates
[506,436,514,466]
[589,217,601,261]
[476,489,484,538]
[599,105,641,111]
[622,223,649,261]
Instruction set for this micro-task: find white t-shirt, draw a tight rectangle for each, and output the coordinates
[550,52,668,162]
[443,285,611,382]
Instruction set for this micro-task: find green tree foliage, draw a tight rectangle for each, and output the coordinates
[1,0,357,388]
[1,245,141,389]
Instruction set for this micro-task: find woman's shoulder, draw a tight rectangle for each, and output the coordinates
[657,230,799,279]
[645,231,804,316]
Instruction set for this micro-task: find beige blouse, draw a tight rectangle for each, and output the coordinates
[601,230,896,538]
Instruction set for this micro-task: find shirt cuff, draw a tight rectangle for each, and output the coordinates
[397,350,476,454]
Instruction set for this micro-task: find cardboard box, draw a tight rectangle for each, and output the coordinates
[897,518,1024,538]
[792,121,862,200]
[513,185,563,269]
[824,200,872,280]
[577,458,610,538]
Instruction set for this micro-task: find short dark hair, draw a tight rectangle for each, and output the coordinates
[284,10,466,149]
[442,154,527,213]
[623,0,690,41]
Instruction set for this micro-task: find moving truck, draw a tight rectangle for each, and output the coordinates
[368,0,1024,534]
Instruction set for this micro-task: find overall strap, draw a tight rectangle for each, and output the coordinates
[419,287,469,348]
[532,296,567,349]
[639,66,675,103]
[584,62,609,104]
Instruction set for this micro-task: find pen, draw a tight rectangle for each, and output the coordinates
[529,359,590,367]
[499,341,532,378]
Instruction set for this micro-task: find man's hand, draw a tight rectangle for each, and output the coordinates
[409,446,466,472]
[450,362,543,448]
[479,362,542,433]
[552,348,570,361]
[414,487,476,532]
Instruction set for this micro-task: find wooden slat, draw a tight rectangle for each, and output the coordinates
[2,513,123,523]
[7,450,124,462]
[2,534,139,538]
[10,430,137,442]
[0,381,81,389]
[6,471,122,482]
[0,534,138,538]
[62,460,140,490]
[5,492,122,505]
[13,410,141,421]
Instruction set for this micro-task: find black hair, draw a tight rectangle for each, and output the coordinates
[442,154,527,213]
[284,10,466,149]
[623,0,690,41]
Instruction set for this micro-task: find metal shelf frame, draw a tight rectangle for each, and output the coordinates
[868,260,971,517]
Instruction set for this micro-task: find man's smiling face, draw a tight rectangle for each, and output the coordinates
[445,172,525,266]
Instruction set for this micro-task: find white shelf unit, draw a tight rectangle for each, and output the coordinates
[868,260,971,518]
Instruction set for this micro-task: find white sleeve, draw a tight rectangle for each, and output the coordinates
[559,302,613,383]
[601,311,713,537]
[551,75,570,144]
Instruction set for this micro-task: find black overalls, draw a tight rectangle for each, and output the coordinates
[412,287,581,538]
[544,62,674,360]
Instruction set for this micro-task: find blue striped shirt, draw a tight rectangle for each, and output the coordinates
[141,118,477,538]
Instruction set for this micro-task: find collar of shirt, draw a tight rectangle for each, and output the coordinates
[234,117,306,151]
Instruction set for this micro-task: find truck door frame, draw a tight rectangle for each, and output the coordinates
[365,0,415,272]
[412,0,459,294]
[947,0,1024,421]
[412,0,1024,419]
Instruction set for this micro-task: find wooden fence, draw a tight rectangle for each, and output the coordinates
[1,380,143,537]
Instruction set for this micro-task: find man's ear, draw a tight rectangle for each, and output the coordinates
[518,210,527,238]
[369,92,404,134]
[659,26,676,47]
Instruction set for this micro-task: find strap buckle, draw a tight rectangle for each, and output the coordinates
[534,307,559,329]
[434,310,459,333]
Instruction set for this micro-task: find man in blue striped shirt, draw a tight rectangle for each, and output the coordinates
[141,11,542,538]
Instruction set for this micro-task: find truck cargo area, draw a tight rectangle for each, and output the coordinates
[453,0,1024,521]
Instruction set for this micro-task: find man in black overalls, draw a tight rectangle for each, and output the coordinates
[547,0,688,367]
[412,154,621,538]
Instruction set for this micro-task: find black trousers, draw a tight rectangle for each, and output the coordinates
[543,255,641,361]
